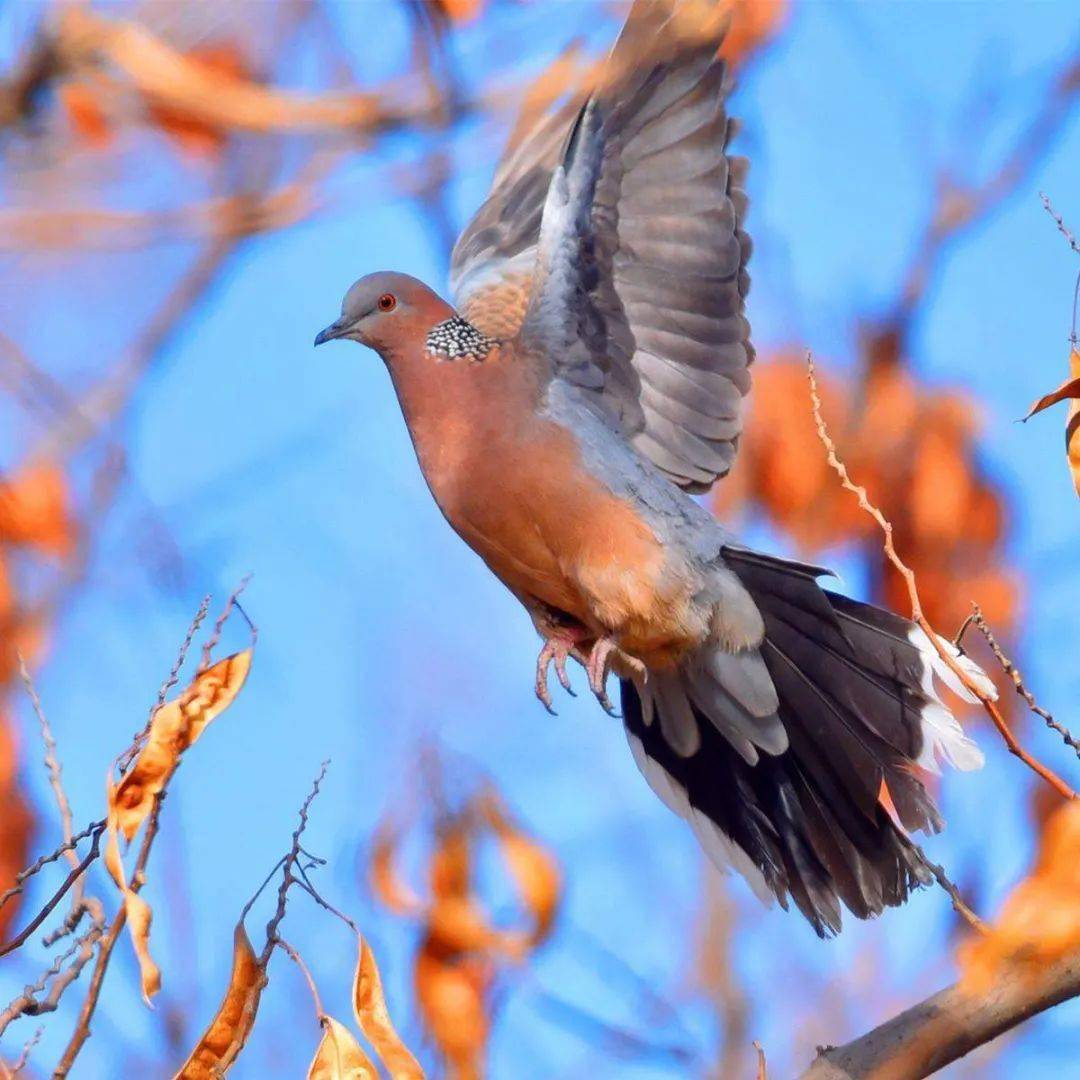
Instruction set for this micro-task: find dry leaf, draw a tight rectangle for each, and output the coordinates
[0,461,75,559]
[104,778,160,1004]
[308,1016,377,1080]
[370,822,425,916]
[1023,349,1080,497]
[958,799,1080,991]
[719,0,788,66]
[353,937,425,1079]
[174,923,264,1079]
[414,948,488,1080]
[0,715,34,943]
[114,650,253,842]
[482,796,561,946]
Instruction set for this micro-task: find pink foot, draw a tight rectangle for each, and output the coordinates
[535,636,586,714]
[585,637,620,716]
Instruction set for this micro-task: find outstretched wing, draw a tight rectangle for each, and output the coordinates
[449,0,752,492]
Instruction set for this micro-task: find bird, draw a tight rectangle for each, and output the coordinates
[314,0,995,936]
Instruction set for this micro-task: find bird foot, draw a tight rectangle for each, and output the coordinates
[535,636,587,715]
[585,637,620,717]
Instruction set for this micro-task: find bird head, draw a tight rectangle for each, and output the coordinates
[314,271,452,358]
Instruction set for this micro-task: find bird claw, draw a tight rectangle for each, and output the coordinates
[535,637,579,713]
[585,637,620,717]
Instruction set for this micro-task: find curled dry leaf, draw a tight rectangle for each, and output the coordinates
[1022,348,1080,498]
[958,799,1080,992]
[308,1016,377,1080]
[104,778,161,1004]
[370,821,425,916]
[174,922,263,1079]
[114,649,253,843]
[481,796,561,946]
[353,936,425,1079]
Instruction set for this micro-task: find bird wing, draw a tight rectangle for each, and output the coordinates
[449,0,752,492]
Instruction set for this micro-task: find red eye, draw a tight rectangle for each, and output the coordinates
[377,293,397,312]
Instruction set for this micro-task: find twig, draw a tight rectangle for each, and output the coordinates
[53,790,167,1074]
[806,352,1076,801]
[913,850,989,936]
[211,762,331,1076]
[1041,192,1080,256]
[17,654,105,945]
[275,937,324,1021]
[12,1026,44,1073]
[198,576,253,674]
[0,921,104,1036]
[957,604,1080,762]
[755,1040,768,1080]
[0,821,104,913]
[0,829,102,959]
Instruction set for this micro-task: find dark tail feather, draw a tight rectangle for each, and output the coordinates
[620,547,991,937]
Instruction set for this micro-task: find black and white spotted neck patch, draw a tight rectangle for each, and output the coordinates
[425,317,497,362]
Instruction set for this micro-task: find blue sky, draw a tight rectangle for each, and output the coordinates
[2,2,1079,1076]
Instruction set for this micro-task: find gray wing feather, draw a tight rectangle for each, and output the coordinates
[449,0,753,493]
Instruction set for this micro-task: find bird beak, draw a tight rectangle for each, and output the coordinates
[314,317,349,347]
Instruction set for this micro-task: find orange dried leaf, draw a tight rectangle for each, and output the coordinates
[352,936,425,1079]
[104,780,160,1004]
[59,82,113,147]
[958,799,1080,991]
[1023,350,1080,498]
[114,649,253,842]
[307,1016,378,1080]
[719,0,788,67]
[414,948,488,1078]
[370,822,425,916]
[434,0,484,23]
[0,716,33,943]
[0,461,75,559]
[174,923,263,1079]
[483,797,561,946]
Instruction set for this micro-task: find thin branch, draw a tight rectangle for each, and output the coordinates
[17,654,105,945]
[275,937,324,1021]
[0,821,104,914]
[755,1040,768,1080]
[806,352,1076,801]
[957,604,1080,762]
[53,789,166,1073]
[913,850,989,936]
[1041,192,1080,256]
[0,829,103,959]
[799,945,1080,1079]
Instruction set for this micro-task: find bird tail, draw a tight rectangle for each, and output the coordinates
[620,547,994,937]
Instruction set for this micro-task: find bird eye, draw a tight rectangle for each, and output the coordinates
[377,293,397,312]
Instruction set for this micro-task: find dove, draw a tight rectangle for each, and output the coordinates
[315,0,993,935]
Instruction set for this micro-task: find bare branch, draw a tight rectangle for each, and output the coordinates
[806,352,1076,801]
[800,946,1080,1079]
[957,604,1080,762]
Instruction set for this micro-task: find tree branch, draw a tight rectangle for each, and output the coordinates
[800,946,1080,1079]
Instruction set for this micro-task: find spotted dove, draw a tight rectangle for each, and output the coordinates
[315,0,995,936]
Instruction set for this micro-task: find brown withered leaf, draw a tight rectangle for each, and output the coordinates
[482,796,561,946]
[0,461,75,559]
[104,779,160,1004]
[0,715,34,943]
[370,821,425,917]
[1023,349,1080,497]
[308,1016,377,1080]
[353,936,425,1079]
[115,650,253,842]
[414,948,488,1080]
[174,922,263,1079]
[718,0,788,67]
[958,799,1080,991]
